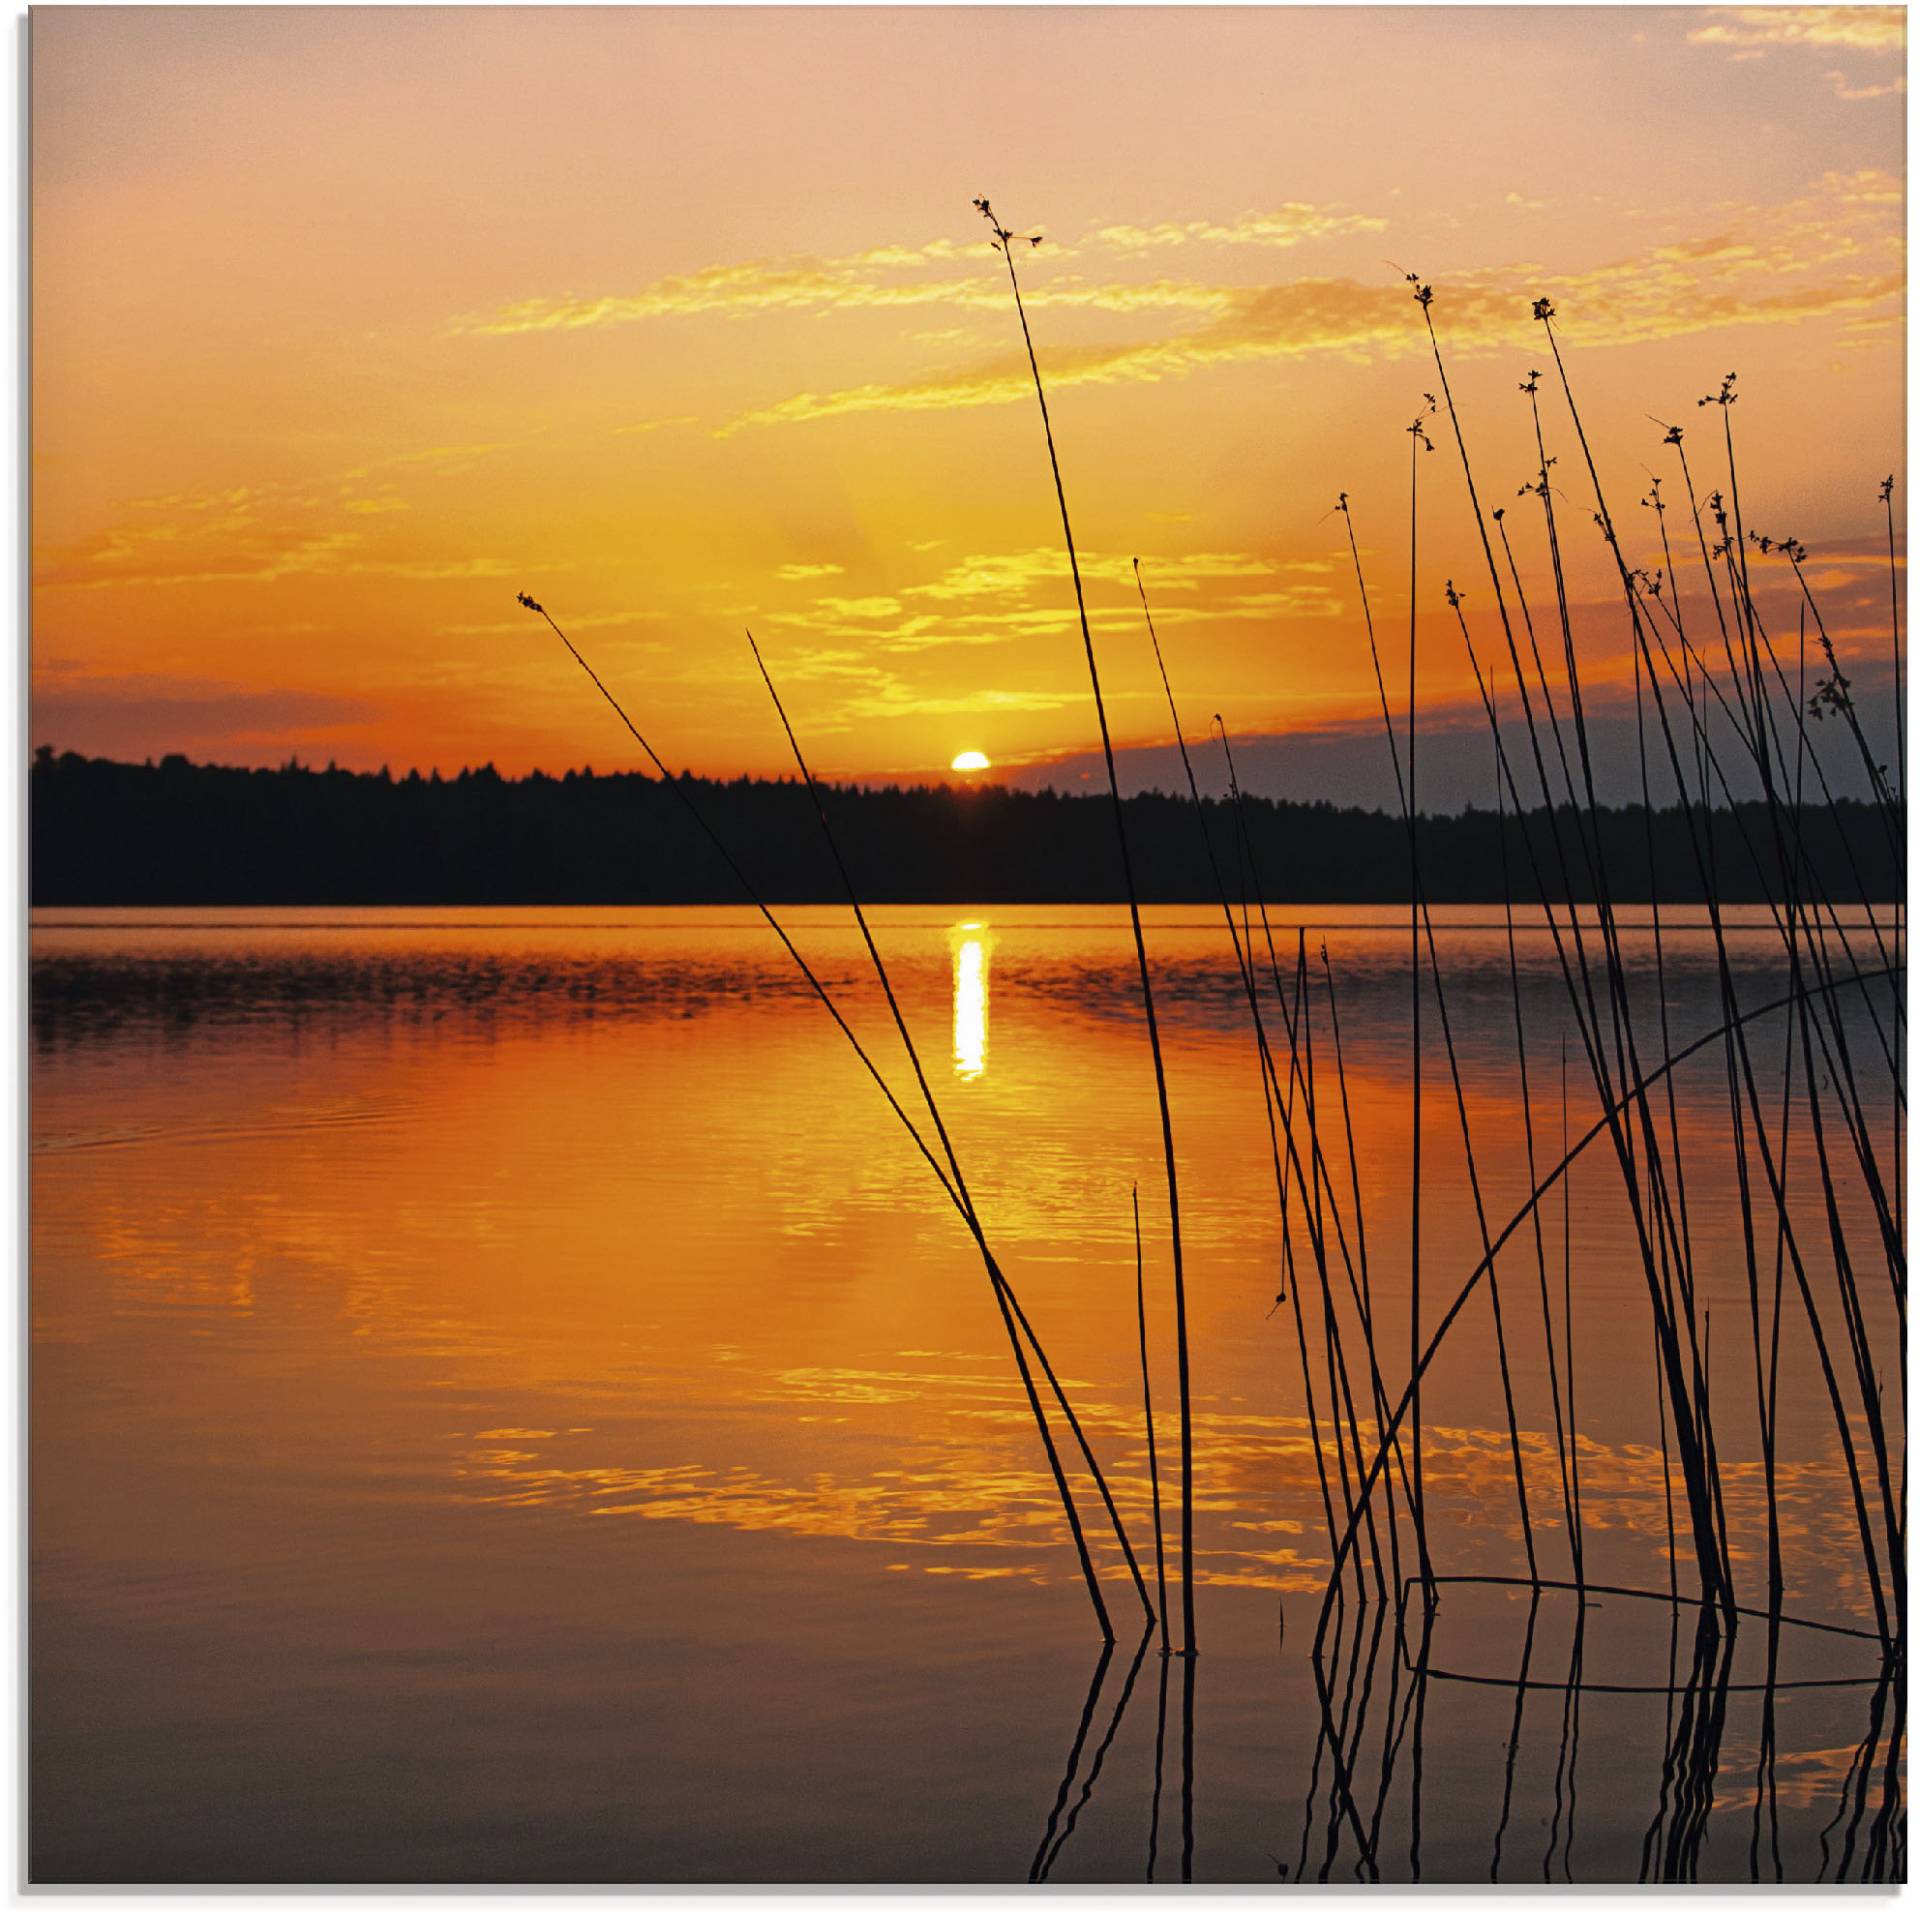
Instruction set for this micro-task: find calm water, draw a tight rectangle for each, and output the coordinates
[30,905,1904,1882]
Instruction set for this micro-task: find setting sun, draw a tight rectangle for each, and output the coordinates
[950,751,991,774]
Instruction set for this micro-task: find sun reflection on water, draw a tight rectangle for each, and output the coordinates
[951,922,989,1080]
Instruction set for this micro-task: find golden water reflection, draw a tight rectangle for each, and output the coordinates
[951,921,989,1080]
[29,906,1903,1880]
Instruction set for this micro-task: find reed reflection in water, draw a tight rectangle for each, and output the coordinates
[28,905,1903,1882]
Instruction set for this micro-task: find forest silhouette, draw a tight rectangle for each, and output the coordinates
[31,748,1898,905]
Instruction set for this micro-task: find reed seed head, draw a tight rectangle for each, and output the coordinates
[972,196,1040,252]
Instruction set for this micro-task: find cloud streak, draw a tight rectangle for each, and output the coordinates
[36,444,532,593]
[717,173,1903,433]
[1688,7,1904,54]
[1088,205,1388,252]
[447,203,1384,340]
[758,545,1340,661]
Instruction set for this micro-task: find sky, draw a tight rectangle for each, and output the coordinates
[31,4,1908,808]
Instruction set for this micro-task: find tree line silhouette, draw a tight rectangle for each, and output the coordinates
[30,747,1899,905]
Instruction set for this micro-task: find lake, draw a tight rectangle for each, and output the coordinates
[29,904,1904,1882]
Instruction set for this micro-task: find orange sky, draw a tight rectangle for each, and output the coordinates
[31,5,1907,786]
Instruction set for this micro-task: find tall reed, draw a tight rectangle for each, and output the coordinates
[1134,560,1395,1603]
[1339,488,1539,1583]
[976,195,1197,1655]
[1406,396,1434,1597]
[1134,1184,1169,1642]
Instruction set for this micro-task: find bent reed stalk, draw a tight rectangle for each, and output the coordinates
[524,592,1131,1639]
[747,631,1155,1629]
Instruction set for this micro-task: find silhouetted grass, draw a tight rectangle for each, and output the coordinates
[1555,316,1897,1636]
[517,218,1903,1875]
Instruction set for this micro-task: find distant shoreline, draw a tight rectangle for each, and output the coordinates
[31,749,1902,907]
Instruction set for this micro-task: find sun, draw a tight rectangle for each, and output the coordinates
[950,750,991,774]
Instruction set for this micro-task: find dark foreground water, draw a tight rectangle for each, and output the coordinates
[30,906,1904,1882]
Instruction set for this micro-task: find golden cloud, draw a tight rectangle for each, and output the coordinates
[448,204,1383,340]
[1688,6,1904,53]
[719,174,1904,433]
[757,544,1340,668]
[1090,205,1388,252]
